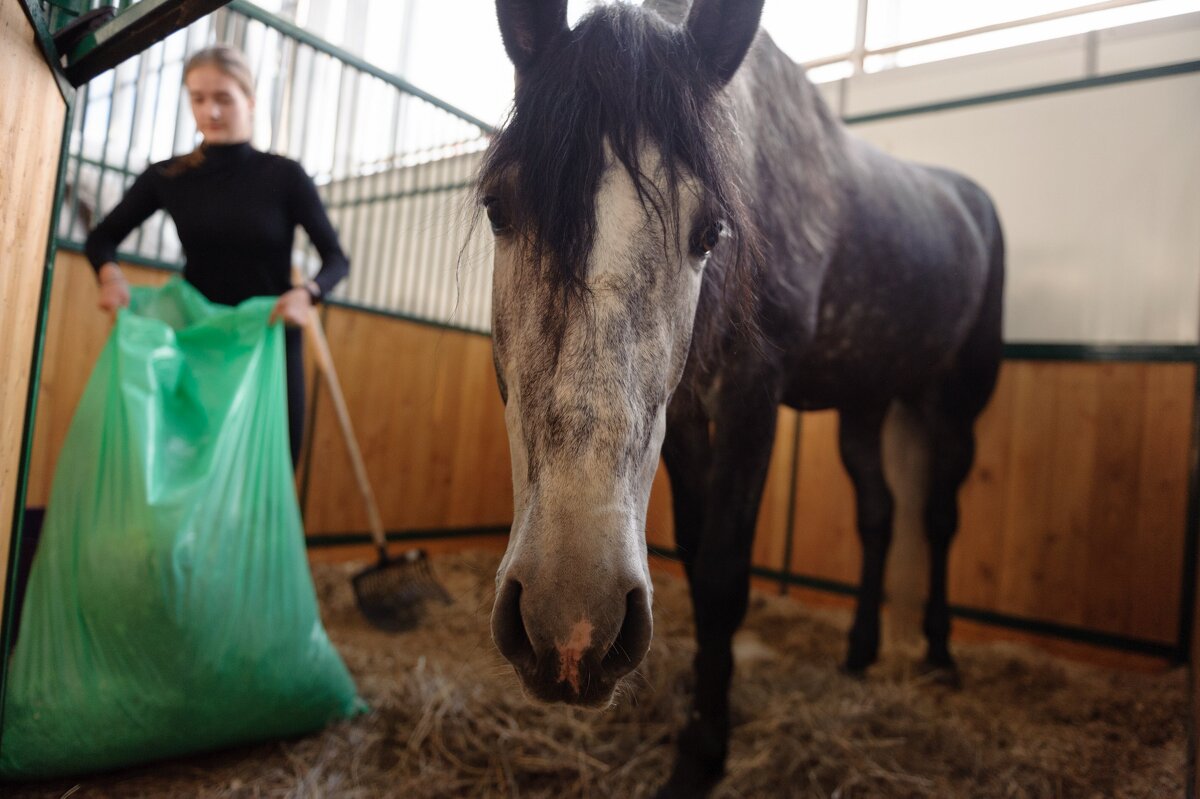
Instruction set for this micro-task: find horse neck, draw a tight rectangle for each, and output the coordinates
[701,34,848,362]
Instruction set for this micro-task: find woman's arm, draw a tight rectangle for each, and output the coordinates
[289,162,349,300]
[85,169,162,311]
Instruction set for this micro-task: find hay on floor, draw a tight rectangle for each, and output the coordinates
[8,550,1186,798]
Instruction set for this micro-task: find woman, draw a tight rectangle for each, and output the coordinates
[86,45,348,466]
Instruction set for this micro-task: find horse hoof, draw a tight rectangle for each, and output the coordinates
[838,659,870,679]
[654,772,717,799]
[916,658,961,688]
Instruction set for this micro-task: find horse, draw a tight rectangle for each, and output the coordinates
[478,0,1004,795]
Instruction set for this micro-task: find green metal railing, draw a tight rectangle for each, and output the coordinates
[54,0,495,332]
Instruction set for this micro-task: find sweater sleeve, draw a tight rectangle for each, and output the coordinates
[290,162,349,298]
[84,168,162,275]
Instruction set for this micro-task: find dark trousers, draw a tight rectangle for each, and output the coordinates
[284,327,305,469]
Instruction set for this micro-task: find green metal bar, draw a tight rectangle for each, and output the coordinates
[156,21,196,262]
[56,238,182,271]
[115,50,148,252]
[65,82,91,245]
[305,526,510,548]
[1176,363,1200,662]
[844,59,1200,126]
[91,67,121,261]
[0,100,77,750]
[323,180,477,212]
[1004,343,1200,362]
[17,0,74,101]
[779,414,803,596]
[134,42,167,254]
[68,154,143,181]
[226,0,496,134]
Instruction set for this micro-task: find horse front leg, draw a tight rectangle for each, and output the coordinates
[838,405,895,674]
[662,388,712,583]
[658,398,778,799]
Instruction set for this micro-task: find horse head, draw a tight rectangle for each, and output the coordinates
[481,0,764,706]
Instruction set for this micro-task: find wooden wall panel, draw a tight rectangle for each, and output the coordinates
[789,410,860,585]
[300,307,513,534]
[26,254,170,508]
[0,0,67,604]
[787,361,1193,646]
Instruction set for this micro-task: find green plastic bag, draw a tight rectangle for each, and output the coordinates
[1,279,362,779]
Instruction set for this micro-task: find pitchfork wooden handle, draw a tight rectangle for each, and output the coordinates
[302,307,389,552]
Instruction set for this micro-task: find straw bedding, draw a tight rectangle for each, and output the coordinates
[9,550,1185,798]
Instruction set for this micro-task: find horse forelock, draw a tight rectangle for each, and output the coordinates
[478,2,762,352]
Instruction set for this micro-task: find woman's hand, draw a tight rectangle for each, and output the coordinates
[97,263,131,313]
[270,287,314,327]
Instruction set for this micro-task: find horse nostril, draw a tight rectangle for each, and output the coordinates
[492,579,535,668]
[602,587,653,679]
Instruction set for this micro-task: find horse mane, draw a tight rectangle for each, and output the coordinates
[477,2,762,356]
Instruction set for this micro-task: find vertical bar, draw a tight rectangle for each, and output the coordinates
[134,38,167,255]
[292,45,315,166]
[338,69,363,303]
[116,49,148,254]
[1176,362,1200,661]
[373,89,404,310]
[317,58,347,296]
[91,66,120,260]
[340,73,370,307]
[409,105,438,320]
[65,81,91,242]
[420,112,452,322]
[271,35,297,153]
[158,20,196,262]
[385,94,414,314]
[779,413,803,596]
[853,0,870,76]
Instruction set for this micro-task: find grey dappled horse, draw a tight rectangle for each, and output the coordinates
[479,0,1003,795]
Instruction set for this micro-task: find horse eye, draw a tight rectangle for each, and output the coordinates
[692,221,722,256]
[483,196,510,234]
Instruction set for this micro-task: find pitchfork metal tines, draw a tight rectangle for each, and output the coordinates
[352,548,453,633]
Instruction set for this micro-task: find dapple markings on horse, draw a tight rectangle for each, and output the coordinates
[480,0,1004,795]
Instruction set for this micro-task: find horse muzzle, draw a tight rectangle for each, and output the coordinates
[491,572,653,707]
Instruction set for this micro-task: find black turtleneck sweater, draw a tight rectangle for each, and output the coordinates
[85,142,348,305]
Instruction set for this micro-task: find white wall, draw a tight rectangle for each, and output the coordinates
[838,12,1200,344]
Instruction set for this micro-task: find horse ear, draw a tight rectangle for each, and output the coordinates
[495,0,569,72]
[685,0,765,87]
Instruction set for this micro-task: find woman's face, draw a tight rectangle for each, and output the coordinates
[185,64,254,144]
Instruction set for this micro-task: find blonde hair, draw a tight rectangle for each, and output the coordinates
[166,46,256,176]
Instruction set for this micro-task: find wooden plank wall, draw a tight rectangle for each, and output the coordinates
[26,252,1196,653]
[300,306,512,534]
[645,362,1194,649]
[0,0,68,606]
